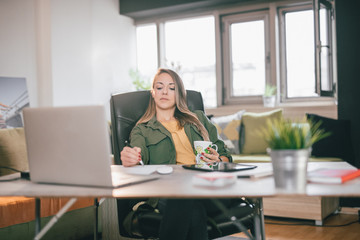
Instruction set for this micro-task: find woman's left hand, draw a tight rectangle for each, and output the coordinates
[200,147,222,163]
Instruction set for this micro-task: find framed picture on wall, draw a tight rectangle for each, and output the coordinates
[0,77,29,128]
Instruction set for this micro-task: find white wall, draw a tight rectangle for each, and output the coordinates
[51,0,136,109]
[91,0,137,105]
[0,0,136,113]
[0,0,38,106]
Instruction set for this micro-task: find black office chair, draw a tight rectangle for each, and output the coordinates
[110,90,255,239]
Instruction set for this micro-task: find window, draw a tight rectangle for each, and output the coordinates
[222,11,269,104]
[164,16,216,107]
[281,8,317,98]
[135,24,158,84]
[314,0,335,96]
[134,0,336,107]
[135,16,216,108]
[279,1,335,101]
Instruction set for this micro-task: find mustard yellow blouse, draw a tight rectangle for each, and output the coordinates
[160,120,196,165]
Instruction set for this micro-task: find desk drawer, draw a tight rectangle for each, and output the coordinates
[263,196,339,225]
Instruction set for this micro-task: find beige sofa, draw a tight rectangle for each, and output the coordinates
[0,128,95,240]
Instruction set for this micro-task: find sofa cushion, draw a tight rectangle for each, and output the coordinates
[0,128,29,176]
[240,109,283,154]
[0,197,94,228]
[232,154,343,163]
[306,114,355,164]
[211,110,245,154]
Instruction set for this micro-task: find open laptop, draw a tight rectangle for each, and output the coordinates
[23,105,158,188]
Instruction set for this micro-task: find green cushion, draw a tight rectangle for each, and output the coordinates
[0,128,28,176]
[240,109,283,154]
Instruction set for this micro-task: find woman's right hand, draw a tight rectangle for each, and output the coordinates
[120,146,142,167]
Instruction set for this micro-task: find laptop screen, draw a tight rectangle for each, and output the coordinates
[23,105,114,187]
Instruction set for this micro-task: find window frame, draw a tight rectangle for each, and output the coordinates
[314,0,336,97]
[221,10,271,105]
[278,2,335,103]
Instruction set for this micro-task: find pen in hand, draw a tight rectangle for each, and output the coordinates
[125,140,144,166]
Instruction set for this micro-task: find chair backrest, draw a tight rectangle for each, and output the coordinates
[110,90,204,165]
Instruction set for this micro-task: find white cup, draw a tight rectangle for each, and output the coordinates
[194,141,218,155]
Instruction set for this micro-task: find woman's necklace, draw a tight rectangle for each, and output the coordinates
[158,116,176,122]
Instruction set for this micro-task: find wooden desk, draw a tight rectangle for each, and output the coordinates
[1,162,359,240]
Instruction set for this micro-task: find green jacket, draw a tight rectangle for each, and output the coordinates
[130,110,232,164]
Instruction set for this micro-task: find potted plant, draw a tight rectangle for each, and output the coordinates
[263,84,277,107]
[259,118,330,192]
[129,69,151,90]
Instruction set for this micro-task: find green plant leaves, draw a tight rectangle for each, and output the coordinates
[129,69,151,90]
[264,84,277,97]
[257,118,331,150]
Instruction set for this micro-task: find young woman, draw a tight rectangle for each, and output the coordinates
[120,68,233,239]
[121,68,231,166]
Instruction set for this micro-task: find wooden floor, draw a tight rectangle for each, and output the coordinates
[232,208,360,240]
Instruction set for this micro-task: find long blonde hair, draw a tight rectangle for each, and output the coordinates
[137,68,209,141]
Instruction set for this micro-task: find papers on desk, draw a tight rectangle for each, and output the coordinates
[236,164,273,180]
[307,168,360,184]
[111,165,160,175]
[237,170,273,179]
[192,172,236,187]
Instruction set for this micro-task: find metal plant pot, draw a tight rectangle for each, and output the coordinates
[268,148,311,193]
